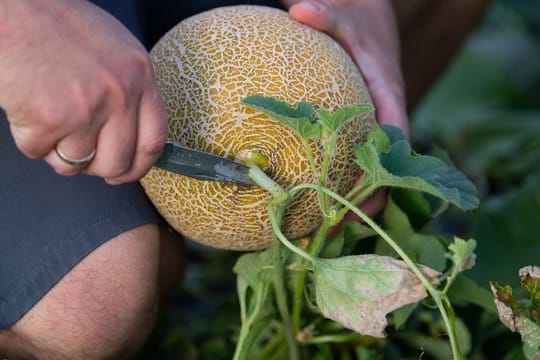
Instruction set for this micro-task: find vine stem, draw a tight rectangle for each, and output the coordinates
[291,218,333,333]
[248,165,303,360]
[289,133,338,332]
[291,183,463,360]
[271,230,300,360]
[267,200,316,264]
[248,157,462,359]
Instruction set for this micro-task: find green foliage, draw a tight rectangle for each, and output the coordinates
[407,2,540,357]
[242,94,373,141]
[239,98,481,359]
[241,95,321,139]
[315,104,373,132]
[355,126,479,211]
[141,2,540,358]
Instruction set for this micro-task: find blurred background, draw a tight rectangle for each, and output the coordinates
[411,0,540,289]
[138,0,540,358]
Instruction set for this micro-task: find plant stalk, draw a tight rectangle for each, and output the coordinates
[291,183,463,360]
[248,165,300,359]
[271,235,300,360]
[291,217,333,333]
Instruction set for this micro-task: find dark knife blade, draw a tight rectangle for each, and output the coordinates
[154,141,255,186]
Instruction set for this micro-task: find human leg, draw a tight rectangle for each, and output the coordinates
[0,225,184,360]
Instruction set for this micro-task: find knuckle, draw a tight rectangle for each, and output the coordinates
[65,83,95,123]
[25,103,59,129]
[106,174,137,185]
[140,133,167,157]
[105,50,152,101]
[106,163,131,179]
[132,49,154,78]
[11,127,48,159]
[102,72,130,113]
[53,165,79,177]
[29,86,93,132]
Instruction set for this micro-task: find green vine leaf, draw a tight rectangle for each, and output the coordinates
[315,104,373,132]
[448,237,477,273]
[242,95,321,139]
[233,249,274,322]
[354,125,479,211]
[312,254,439,338]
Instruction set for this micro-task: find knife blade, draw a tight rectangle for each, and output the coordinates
[154,141,255,186]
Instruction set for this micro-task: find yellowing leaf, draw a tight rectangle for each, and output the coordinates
[313,255,439,338]
[490,266,540,359]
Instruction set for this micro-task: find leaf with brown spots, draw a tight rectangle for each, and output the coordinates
[491,266,540,359]
[313,255,439,337]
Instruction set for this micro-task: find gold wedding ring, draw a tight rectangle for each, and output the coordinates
[55,146,96,166]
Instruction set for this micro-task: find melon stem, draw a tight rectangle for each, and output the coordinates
[248,163,306,359]
[248,165,289,204]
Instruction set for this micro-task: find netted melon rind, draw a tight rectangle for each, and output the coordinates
[141,5,375,250]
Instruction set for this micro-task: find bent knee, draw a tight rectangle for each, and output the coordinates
[0,224,163,360]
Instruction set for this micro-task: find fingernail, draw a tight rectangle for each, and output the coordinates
[105,177,122,186]
[304,0,326,12]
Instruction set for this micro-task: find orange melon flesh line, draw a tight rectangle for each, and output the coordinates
[140,5,375,251]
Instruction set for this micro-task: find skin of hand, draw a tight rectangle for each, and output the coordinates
[281,0,409,218]
[0,0,168,184]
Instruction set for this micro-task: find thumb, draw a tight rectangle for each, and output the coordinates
[288,0,337,34]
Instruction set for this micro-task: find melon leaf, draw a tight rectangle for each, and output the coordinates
[242,95,321,139]
[315,104,373,132]
[354,125,479,211]
[312,254,439,338]
[233,250,274,322]
[448,237,477,273]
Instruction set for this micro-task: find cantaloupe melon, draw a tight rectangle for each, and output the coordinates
[140,5,375,250]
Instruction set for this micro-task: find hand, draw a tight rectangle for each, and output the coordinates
[0,0,168,184]
[283,0,409,217]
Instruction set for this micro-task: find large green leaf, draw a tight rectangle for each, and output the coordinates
[354,125,479,211]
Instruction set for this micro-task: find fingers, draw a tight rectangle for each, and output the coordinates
[0,0,168,184]
[103,85,168,185]
[83,102,139,181]
[288,0,335,33]
[42,116,100,175]
[288,0,409,136]
[40,83,167,183]
[35,53,165,183]
[351,47,409,136]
